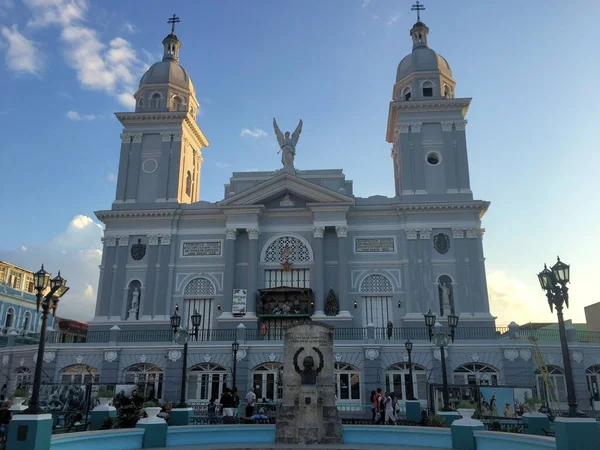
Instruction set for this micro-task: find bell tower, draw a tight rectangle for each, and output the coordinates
[386,5,472,200]
[113,16,208,207]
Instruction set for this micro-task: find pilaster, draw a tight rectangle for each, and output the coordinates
[246,228,260,317]
[155,235,171,319]
[397,124,413,196]
[405,228,420,315]
[156,132,174,202]
[452,228,469,315]
[110,236,129,319]
[312,226,325,317]
[441,121,459,193]
[454,120,472,194]
[335,226,350,315]
[115,134,132,203]
[141,235,160,319]
[125,133,143,202]
[167,133,183,201]
[410,122,426,195]
[222,229,238,315]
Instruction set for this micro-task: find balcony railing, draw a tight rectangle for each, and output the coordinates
[0,325,594,347]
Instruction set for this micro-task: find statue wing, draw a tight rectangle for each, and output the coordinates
[273,118,284,147]
[291,119,303,147]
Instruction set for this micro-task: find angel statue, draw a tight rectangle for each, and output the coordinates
[273,118,303,171]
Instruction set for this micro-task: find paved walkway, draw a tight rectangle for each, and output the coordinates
[152,445,442,449]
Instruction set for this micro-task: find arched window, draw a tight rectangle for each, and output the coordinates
[262,236,313,288]
[185,171,192,196]
[535,366,567,403]
[184,278,216,339]
[4,307,14,330]
[61,365,99,384]
[124,364,163,401]
[359,274,393,329]
[334,363,360,401]
[22,311,31,332]
[172,95,183,111]
[15,367,32,389]
[586,365,600,402]
[188,363,227,402]
[151,93,162,109]
[422,81,433,97]
[454,363,499,386]
[402,86,412,101]
[252,363,282,401]
[384,362,428,403]
[137,98,144,108]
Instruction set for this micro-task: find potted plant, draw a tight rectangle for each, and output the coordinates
[524,396,544,414]
[456,401,476,419]
[96,389,114,407]
[142,400,161,420]
[11,388,29,411]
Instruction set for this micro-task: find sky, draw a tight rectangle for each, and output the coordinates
[0,0,599,325]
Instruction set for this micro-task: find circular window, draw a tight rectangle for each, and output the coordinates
[426,152,441,166]
[142,158,158,174]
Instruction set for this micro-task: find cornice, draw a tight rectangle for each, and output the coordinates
[95,209,177,223]
[114,112,209,148]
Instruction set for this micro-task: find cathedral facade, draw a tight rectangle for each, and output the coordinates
[2,19,600,414]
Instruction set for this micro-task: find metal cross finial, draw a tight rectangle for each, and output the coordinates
[411,1,425,21]
[167,14,180,34]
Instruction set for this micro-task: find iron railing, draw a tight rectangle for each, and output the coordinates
[3,325,597,347]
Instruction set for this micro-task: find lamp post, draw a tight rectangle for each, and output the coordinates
[537,257,585,417]
[24,266,69,414]
[425,309,458,411]
[232,340,240,392]
[405,339,416,400]
[171,305,199,408]
[191,309,202,341]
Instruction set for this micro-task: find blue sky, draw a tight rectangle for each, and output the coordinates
[1,0,598,324]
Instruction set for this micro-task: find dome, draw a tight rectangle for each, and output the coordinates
[396,47,452,82]
[139,60,194,93]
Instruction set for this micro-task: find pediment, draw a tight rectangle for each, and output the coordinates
[217,173,354,207]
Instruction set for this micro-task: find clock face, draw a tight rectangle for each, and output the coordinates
[433,332,449,348]
[174,329,190,345]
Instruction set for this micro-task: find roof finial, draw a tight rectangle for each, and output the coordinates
[167,14,180,34]
[411,1,425,22]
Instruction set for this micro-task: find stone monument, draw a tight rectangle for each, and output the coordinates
[275,321,343,445]
[273,118,303,172]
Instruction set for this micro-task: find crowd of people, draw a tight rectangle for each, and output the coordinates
[370,388,402,425]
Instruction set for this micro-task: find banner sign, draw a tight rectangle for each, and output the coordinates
[232,289,247,315]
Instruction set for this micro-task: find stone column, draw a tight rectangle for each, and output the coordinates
[410,122,426,195]
[166,133,183,202]
[441,121,459,193]
[312,226,325,317]
[141,235,159,319]
[335,226,350,316]
[405,229,419,315]
[452,228,469,316]
[222,228,238,315]
[454,120,472,194]
[397,123,413,195]
[125,133,142,202]
[246,228,260,318]
[155,235,171,319]
[115,134,132,203]
[109,236,129,320]
[95,236,116,319]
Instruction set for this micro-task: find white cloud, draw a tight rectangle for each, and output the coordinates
[20,245,28,252]
[1,214,104,321]
[362,0,371,7]
[123,22,138,34]
[241,128,268,139]
[57,91,74,100]
[387,14,399,26]
[487,270,556,327]
[66,110,100,121]
[0,25,44,75]
[22,0,145,109]
[372,14,379,20]
[215,162,230,169]
[107,172,117,182]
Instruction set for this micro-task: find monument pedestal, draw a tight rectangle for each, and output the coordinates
[275,322,343,445]
[127,308,138,321]
[6,414,53,450]
[554,416,600,450]
[522,412,550,436]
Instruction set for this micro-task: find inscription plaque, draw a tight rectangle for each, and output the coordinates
[355,237,395,253]
[182,241,221,256]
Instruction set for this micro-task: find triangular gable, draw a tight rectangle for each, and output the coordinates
[217,172,354,206]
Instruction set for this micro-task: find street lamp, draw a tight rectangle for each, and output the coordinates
[171,305,190,408]
[537,257,585,417]
[191,309,202,341]
[404,339,416,400]
[425,310,458,411]
[232,340,240,393]
[24,266,69,414]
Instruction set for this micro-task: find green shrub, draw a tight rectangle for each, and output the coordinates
[96,390,114,398]
[12,388,29,398]
[426,415,447,427]
[142,400,158,408]
[457,401,476,409]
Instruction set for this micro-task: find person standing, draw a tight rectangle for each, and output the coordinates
[245,388,256,418]
[220,387,235,420]
[385,392,397,424]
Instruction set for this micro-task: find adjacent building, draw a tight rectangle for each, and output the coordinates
[1,16,599,414]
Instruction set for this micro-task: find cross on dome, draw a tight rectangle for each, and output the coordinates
[167,14,180,34]
[411,1,425,22]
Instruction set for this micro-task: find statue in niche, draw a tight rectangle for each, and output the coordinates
[131,287,140,311]
[293,347,324,385]
[273,118,303,171]
[438,280,452,316]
